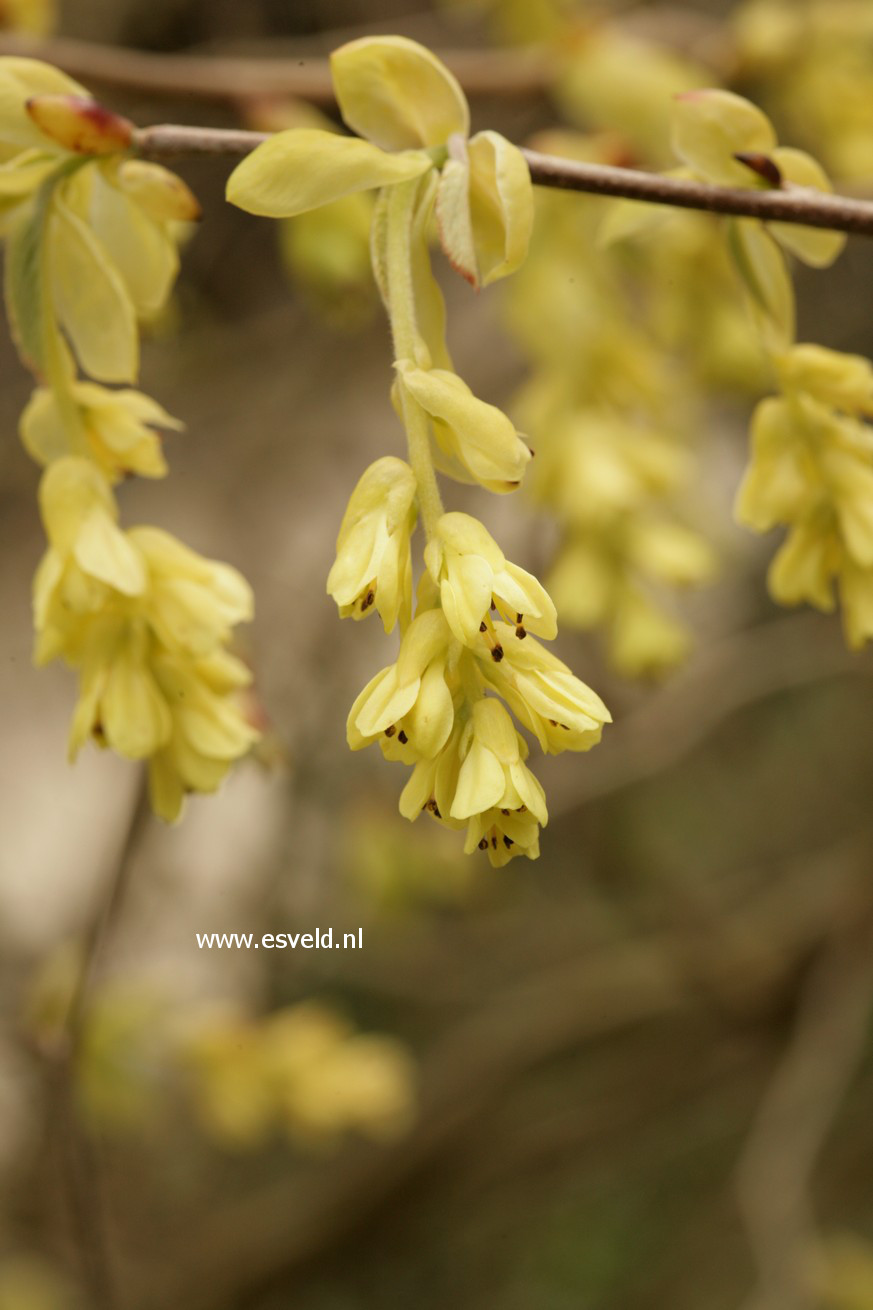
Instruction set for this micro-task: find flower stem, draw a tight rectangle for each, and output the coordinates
[384,177,444,540]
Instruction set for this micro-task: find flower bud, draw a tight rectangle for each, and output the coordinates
[26,94,133,154]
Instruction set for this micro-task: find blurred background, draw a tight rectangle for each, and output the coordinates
[2,1,873,1307]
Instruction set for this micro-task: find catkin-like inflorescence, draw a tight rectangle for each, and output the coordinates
[228,35,611,865]
[0,57,258,818]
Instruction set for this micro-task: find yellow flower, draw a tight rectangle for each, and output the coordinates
[147,649,258,822]
[327,456,416,632]
[397,362,531,492]
[21,380,182,480]
[449,697,548,824]
[346,608,455,759]
[129,526,253,658]
[424,510,557,646]
[464,805,542,866]
[482,624,611,754]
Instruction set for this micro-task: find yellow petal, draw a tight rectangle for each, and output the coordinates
[226,128,431,218]
[74,512,146,595]
[450,740,504,819]
[102,650,172,759]
[331,36,469,150]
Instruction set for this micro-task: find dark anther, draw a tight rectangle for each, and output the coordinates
[491,836,498,849]
[501,808,510,816]
[478,838,488,850]
[491,644,504,663]
[560,723,570,731]
[433,803,441,818]
[361,589,375,612]
[516,613,523,624]
[384,725,396,738]
[398,730,408,744]
[503,836,514,848]
[490,600,497,611]
[479,621,487,633]
[515,625,527,639]
[549,718,558,726]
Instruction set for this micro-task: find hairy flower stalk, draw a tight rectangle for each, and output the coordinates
[228,34,610,864]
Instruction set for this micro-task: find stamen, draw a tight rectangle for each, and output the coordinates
[478,838,488,850]
[397,730,408,744]
[491,644,504,662]
[360,588,375,612]
[503,836,514,848]
[479,621,487,633]
[384,725,396,738]
[515,625,526,639]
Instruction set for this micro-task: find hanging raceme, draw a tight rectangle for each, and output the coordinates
[0,56,259,820]
[667,88,873,647]
[228,35,610,866]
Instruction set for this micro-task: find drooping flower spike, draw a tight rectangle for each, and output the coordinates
[229,35,609,864]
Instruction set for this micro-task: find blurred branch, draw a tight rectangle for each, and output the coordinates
[0,33,552,102]
[735,885,873,1310]
[51,770,152,1310]
[549,613,873,815]
[130,123,873,238]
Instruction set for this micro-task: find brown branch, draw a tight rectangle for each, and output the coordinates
[131,123,873,239]
[0,33,552,103]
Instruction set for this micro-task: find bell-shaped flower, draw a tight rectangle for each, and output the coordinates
[21,380,182,481]
[449,697,548,825]
[436,129,533,289]
[37,456,146,598]
[424,510,557,646]
[776,344,873,418]
[768,516,838,612]
[346,608,455,758]
[147,648,260,822]
[327,456,416,633]
[396,361,531,492]
[129,526,254,659]
[464,805,542,867]
[482,624,611,754]
[68,617,172,762]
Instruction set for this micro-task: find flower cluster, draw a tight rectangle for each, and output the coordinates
[0,57,258,817]
[670,88,844,351]
[505,131,719,676]
[666,88,873,644]
[738,345,873,647]
[183,1002,416,1149]
[228,36,610,865]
